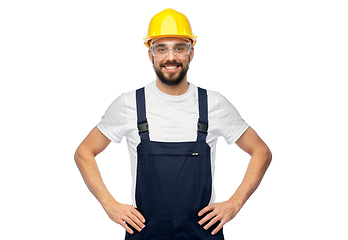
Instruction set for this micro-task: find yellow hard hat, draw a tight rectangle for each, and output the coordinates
[143,8,197,48]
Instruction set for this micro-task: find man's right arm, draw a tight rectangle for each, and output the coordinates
[74,126,145,234]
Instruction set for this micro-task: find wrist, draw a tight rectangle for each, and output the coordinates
[227,195,245,211]
[100,195,118,210]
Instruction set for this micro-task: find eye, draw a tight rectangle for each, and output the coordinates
[154,46,168,53]
[174,44,188,53]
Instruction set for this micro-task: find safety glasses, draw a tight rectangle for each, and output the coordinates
[151,40,191,58]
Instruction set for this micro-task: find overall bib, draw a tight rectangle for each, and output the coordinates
[125,87,224,240]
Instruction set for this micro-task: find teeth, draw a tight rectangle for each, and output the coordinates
[165,66,177,70]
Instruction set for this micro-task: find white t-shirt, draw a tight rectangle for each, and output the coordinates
[97,81,249,207]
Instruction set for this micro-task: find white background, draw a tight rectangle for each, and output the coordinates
[1,0,347,239]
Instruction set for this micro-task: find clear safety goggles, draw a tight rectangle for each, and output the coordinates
[151,40,191,58]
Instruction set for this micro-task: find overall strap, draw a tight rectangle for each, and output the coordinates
[136,87,150,141]
[197,87,208,141]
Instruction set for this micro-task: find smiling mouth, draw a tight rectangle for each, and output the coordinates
[160,61,183,72]
[164,65,179,70]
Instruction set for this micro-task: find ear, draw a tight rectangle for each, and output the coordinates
[189,47,194,62]
[148,49,154,63]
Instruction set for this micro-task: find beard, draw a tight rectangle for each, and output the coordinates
[153,59,190,86]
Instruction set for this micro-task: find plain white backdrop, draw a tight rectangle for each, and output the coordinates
[1,0,347,239]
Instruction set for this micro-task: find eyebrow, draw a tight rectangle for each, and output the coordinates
[154,42,187,47]
[154,44,166,47]
[174,43,187,46]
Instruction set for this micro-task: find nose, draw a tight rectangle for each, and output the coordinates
[166,48,177,61]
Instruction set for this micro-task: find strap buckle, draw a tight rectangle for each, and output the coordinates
[197,121,208,134]
[138,121,149,134]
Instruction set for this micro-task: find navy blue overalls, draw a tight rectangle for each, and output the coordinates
[125,87,224,240]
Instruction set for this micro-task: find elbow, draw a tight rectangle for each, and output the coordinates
[254,145,272,168]
[74,146,88,166]
[74,147,82,166]
[268,148,272,163]
[74,145,95,167]
[265,147,272,167]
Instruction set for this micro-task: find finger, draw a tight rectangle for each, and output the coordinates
[198,205,214,217]
[129,212,146,230]
[119,221,134,234]
[211,221,224,235]
[203,215,220,230]
[198,211,216,225]
[125,216,143,232]
[131,208,146,223]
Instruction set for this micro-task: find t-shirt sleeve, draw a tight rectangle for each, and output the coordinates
[217,93,249,144]
[97,93,128,143]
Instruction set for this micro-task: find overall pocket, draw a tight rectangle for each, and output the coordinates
[136,150,211,211]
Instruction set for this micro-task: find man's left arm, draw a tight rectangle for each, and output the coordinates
[198,127,272,235]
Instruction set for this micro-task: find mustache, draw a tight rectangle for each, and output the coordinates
[159,61,183,67]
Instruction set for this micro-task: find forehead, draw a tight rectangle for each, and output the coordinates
[152,37,188,45]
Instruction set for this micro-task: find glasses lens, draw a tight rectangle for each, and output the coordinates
[152,42,190,57]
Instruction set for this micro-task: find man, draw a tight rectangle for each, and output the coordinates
[75,8,272,240]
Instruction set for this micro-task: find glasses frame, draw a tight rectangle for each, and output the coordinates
[150,41,192,58]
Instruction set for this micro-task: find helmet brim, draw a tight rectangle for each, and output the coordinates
[143,35,197,48]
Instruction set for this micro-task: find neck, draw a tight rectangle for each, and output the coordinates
[156,77,189,95]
